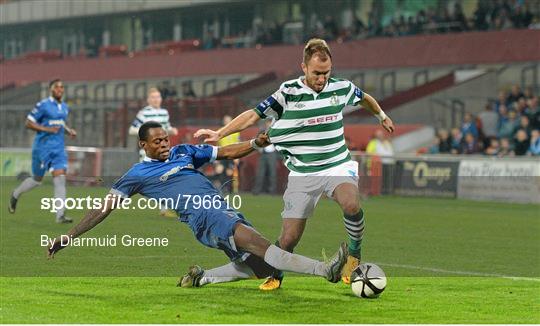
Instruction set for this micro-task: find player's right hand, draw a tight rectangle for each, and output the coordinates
[47,237,65,259]
[255,132,271,148]
[47,126,61,134]
[381,117,395,133]
[194,129,220,143]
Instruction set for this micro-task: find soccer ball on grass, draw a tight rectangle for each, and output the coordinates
[351,263,387,298]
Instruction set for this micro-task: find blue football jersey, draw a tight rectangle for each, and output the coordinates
[27,97,70,150]
[110,144,220,217]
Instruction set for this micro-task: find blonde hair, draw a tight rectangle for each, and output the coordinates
[303,38,332,64]
[147,87,161,96]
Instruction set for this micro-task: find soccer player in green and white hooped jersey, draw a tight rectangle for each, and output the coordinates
[129,87,179,217]
[129,87,178,155]
[194,38,395,290]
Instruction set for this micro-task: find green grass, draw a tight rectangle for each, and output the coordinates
[1,181,539,323]
[1,277,538,323]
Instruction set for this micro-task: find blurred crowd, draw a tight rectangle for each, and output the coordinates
[206,0,539,49]
[428,85,540,156]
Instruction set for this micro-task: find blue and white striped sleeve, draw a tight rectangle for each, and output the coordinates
[27,101,45,123]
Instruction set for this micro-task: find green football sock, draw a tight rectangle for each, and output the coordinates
[343,209,365,259]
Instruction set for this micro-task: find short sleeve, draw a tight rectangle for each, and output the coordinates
[131,110,145,128]
[188,144,218,169]
[347,82,365,106]
[254,87,286,120]
[110,173,141,198]
[27,101,45,123]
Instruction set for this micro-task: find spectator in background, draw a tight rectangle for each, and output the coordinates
[484,138,500,156]
[428,136,440,154]
[529,97,540,129]
[450,127,462,154]
[528,129,540,155]
[478,103,498,146]
[366,129,394,194]
[498,109,518,139]
[494,90,507,113]
[460,132,480,154]
[366,129,394,161]
[473,1,489,30]
[497,104,509,127]
[506,85,524,106]
[413,10,427,34]
[498,137,514,157]
[452,3,469,32]
[513,129,530,156]
[460,112,478,139]
[515,97,529,116]
[516,115,531,137]
[438,129,452,153]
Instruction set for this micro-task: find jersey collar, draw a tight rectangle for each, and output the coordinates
[298,76,329,95]
[49,96,62,104]
[143,156,169,163]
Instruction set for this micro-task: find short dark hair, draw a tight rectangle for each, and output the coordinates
[49,79,62,89]
[138,121,163,141]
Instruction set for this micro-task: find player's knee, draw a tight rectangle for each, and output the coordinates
[341,200,360,216]
[279,234,300,252]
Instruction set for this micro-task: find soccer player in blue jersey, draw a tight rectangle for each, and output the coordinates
[47,121,348,286]
[9,79,77,223]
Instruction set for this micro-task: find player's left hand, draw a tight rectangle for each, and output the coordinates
[381,117,395,133]
[66,127,77,139]
[255,132,271,147]
[194,129,220,143]
[169,127,179,136]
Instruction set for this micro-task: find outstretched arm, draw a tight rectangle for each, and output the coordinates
[360,94,395,133]
[48,194,120,258]
[216,133,270,160]
[194,109,261,142]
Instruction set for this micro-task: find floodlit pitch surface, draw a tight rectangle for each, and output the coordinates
[1,181,538,323]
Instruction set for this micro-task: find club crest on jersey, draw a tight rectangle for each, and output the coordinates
[330,93,339,106]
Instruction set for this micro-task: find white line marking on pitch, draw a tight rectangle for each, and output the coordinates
[375,262,540,282]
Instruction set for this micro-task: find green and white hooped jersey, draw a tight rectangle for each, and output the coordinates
[254,77,364,173]
[131,106,172,131]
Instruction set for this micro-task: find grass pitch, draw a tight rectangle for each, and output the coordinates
[1,180,539,323]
